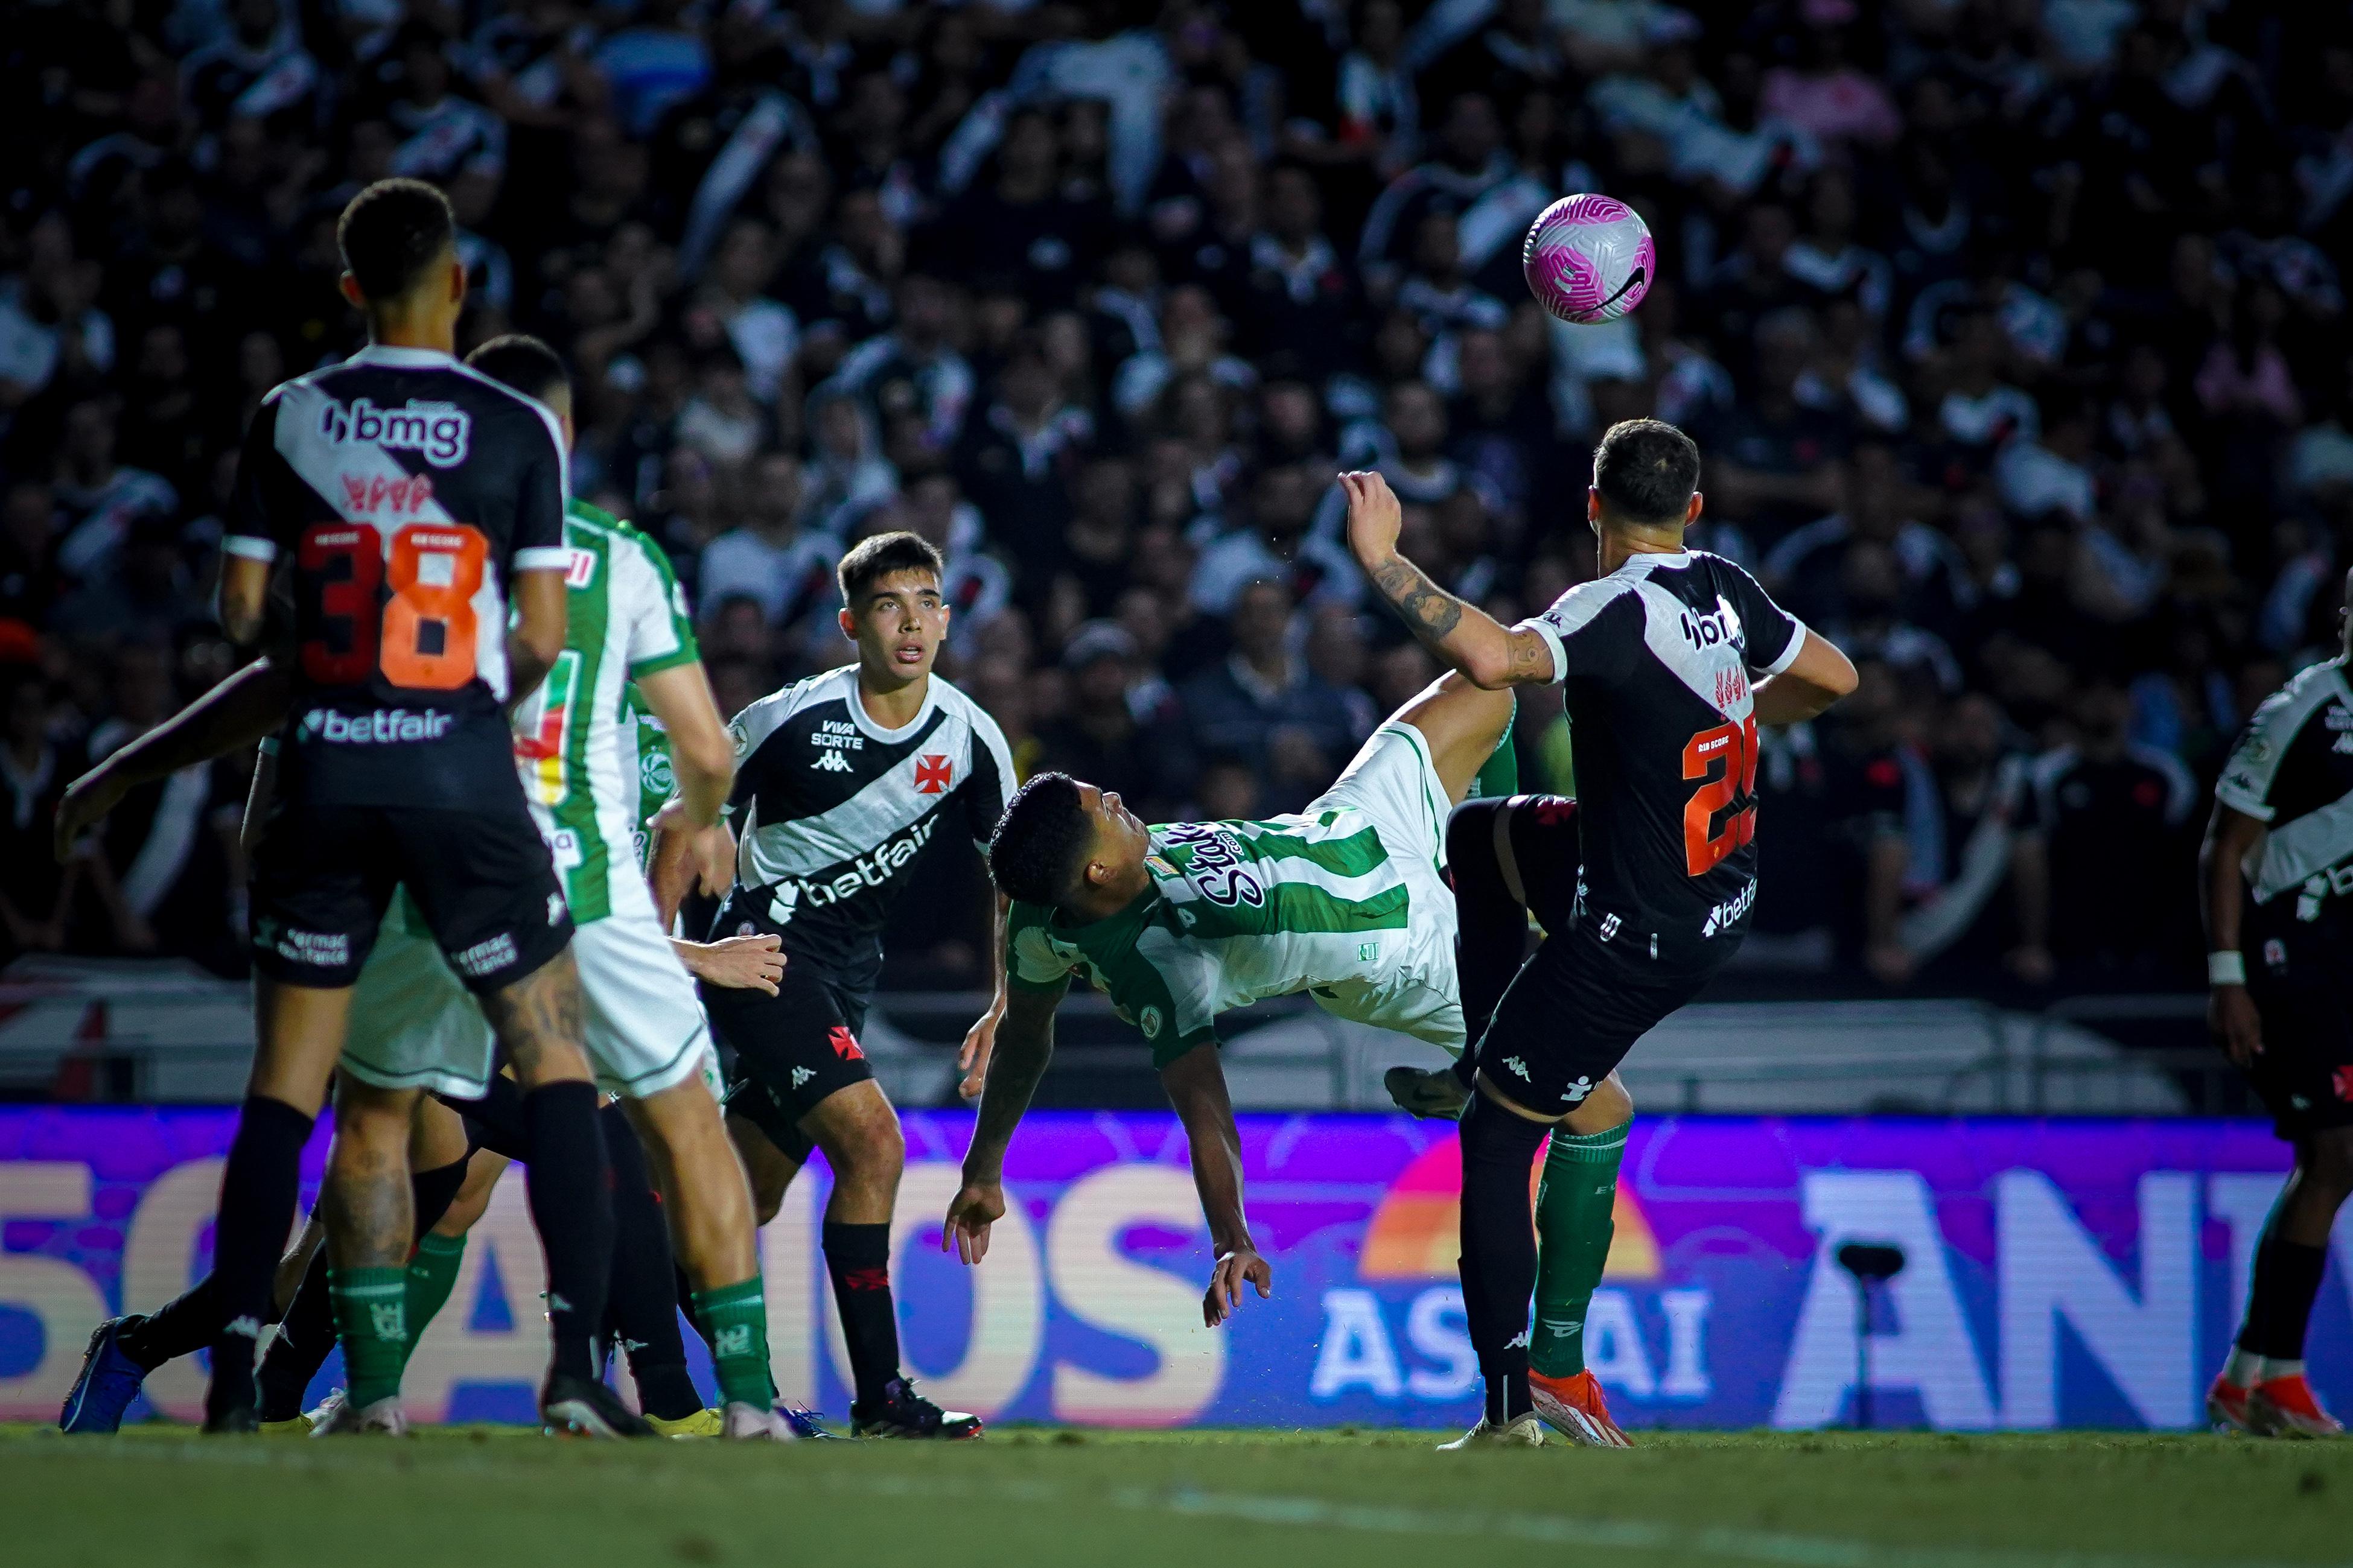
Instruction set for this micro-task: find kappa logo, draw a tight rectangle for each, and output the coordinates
[915,754,953,793]
[546,892,567,925]
[1598,913,1621,941]
[1505,1330,1530,1350]
[829,1026,864,1061]
[1504,1056,1531,1079]
[811,748,853,772]
[317,396,472,466]
[791,1066,814,1088]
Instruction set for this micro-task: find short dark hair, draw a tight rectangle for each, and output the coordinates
[989,772,1095,906]
[836,529,944,604]
[465,334,570,404]
[1592,418,1701,526]
[337,178,455,302]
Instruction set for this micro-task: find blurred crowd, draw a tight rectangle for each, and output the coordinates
[3,0,2351,995]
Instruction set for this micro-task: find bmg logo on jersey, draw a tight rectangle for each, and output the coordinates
[318,396,472,466]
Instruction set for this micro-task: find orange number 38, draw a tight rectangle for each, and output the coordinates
[299,521,486,690]
[1681,714,1760,876]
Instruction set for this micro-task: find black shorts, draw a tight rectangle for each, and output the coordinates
[1475,909,1725,1112]
[248,795,570,994]
[2245,914,2353,1138]
[703,947,875,1162]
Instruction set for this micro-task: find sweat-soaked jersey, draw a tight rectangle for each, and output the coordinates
[223,344,570,809]
[1518,548,1807,949]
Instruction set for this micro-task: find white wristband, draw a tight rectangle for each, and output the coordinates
[2208,951,2246,987]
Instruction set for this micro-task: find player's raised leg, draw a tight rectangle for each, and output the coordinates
[1386,673,1516,805]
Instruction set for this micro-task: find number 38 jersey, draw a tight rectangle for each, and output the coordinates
[1518,548,1808,945]
[223,344,571,808]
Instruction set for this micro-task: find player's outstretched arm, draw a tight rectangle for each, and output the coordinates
[54,658,293,860]
[958,890,1013,1100]
[1159,1042,1270,1327]
[2200,801,2266,1068]
[1751,628,1859,725]
[1340,471,1556,689]
[945,977,1066,1264]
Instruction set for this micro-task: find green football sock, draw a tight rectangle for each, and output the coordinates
[1469,701,1518,798]
[328,1265,411,1408]
[691,1277,774,1409]
[1529,1123,1627,1379]
[395,1232,467,1374]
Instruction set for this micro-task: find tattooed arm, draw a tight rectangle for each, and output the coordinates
[1339,472,1556,689]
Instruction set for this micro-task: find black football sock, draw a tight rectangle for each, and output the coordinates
[1458,1093,1548,1426]
[2240,1235,2329,1361]
[256,1154,472,1421]
[116,1278,220,1370]
[205,1095,315,1421]
[521,1081,613,1383]
[823,1222,900,1409]
[599,1104,704,1420]
[1445,801,1530,1090]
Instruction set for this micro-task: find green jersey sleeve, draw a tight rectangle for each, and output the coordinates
[615,526,700,678]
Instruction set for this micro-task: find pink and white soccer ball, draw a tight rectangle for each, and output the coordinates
[1522,194,1655,325]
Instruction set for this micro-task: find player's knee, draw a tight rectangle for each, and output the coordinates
[1565,1071,1634,1134]
[824,1089,905,1187]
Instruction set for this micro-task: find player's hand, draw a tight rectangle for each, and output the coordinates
[687,933,784,994]
[688,819,737,898]
[957,999,1003,1100]
[54,764,128,863]
[1338,470,1404,568]
[1203,1247,1272,1327]
[2209,983,2263,1068]
[942,1178,1005,1264]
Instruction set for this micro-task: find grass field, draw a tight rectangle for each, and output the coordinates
[6,1426,2352,1568]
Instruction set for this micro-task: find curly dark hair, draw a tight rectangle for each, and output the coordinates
[987,772,1095,907]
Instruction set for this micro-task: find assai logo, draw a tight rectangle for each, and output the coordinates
[318,396,472,467]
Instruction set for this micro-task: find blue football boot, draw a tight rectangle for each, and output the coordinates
[59,1316,150,1433]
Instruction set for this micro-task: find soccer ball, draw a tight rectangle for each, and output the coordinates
[1522,194,1655,325]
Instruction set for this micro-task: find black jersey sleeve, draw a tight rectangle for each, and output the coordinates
[961,704,1019,849]
[1518,578,1643,685]
[1715,557,1807,678]
[221,393,295,565]
[508,407,571,576]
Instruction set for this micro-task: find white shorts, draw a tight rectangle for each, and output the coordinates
[1302,723,1466,1053]
[340,886,717,1101]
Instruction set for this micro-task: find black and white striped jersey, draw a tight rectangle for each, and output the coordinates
[2217,655,2353,911]
[1518,548,1808,949]
[719,665,1016,980]
[222,344,570,808]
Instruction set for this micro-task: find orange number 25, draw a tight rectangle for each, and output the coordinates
[1681,716,1760,875]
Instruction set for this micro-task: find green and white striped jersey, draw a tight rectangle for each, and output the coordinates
[622,686,675,872]
[1006,811,1414,1067]
[511,500,699,922]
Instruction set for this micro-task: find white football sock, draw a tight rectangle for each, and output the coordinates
[2222,1348,2265,1388]
[2262,1358,2305,1382]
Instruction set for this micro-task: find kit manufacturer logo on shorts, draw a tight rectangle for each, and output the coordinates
[317,396,471,466]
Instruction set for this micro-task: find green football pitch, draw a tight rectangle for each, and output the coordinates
[4,1426,2349,1567]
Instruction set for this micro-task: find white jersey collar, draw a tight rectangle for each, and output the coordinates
[346,344,460,370]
